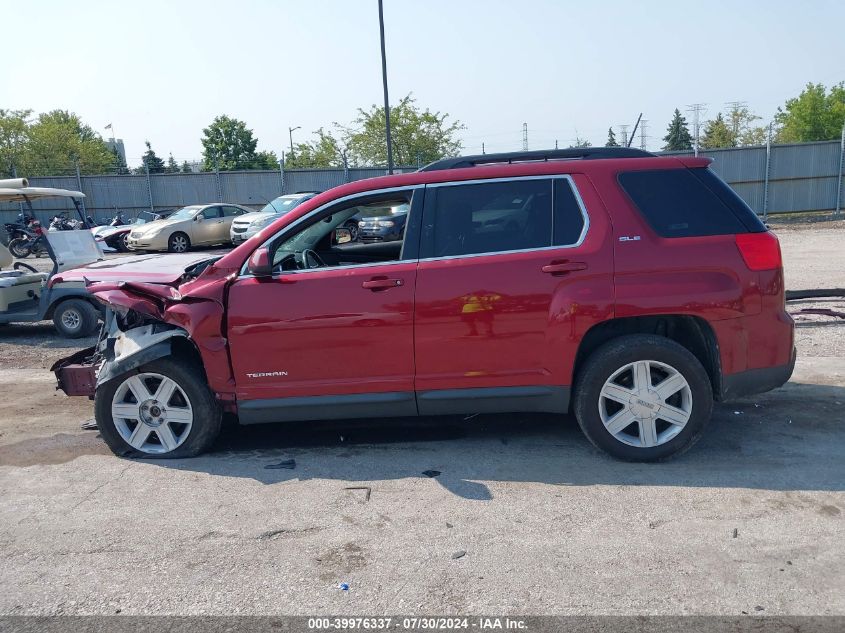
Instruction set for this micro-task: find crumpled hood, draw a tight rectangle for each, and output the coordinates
[49,252,215,286]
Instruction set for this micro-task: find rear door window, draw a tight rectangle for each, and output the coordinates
[424,179,554,258]
[618,168,764,237]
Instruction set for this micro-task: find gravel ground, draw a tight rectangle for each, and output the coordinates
[0,223,842,616]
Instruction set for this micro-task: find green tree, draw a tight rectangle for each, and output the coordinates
[19,110,114,175]
[724,104,768,146]
[180,160,193,173]
[201,115,261,170]
[700,113,736,149]
[111,146,129,175]
[662,108,693,151]
[0,109,31,177]
[254,150,280,170]
[605,127,619,147]
[140,141,166,173]
[166,153,179,173]
[569,136,592,148]
[285,128,344,168]
[775,82,845,143]
[341,94,463,166]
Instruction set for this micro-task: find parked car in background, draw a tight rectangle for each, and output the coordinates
[128,203,251,252]
[356,203,409,243]
[52,148,795,462]
[95,210,174,252]
[230,193,317,245]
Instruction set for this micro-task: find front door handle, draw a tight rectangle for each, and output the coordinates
[362,277,404,291]
[541,261,588,275]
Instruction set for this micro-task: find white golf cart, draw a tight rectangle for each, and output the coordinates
[0,178,104,338]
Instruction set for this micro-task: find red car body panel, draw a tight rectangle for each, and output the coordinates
[226,263,417,401]
[77,154,793,411]
[413,173,614,392]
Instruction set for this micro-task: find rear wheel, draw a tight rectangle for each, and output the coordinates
[168,232,190,253]
[573,334,713,462]
[95,357,221,458]
[53,299,100,338]
[8,238,31,259]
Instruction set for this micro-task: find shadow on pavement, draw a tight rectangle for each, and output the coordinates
[3,381,843,500]
[156,380,845,499]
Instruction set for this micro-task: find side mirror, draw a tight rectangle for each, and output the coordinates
[334,228,353,245]
[195,215,203,222]
[247,247,273,278]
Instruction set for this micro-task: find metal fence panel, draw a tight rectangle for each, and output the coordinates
[219,171,282,210]
[3,143,844,223]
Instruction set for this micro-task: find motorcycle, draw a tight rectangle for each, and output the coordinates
[2,212,37,247]
[49,212,83,232]
[8,219,48,258]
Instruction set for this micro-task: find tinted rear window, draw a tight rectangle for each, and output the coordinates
[618,168,765,238]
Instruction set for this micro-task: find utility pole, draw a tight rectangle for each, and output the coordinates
[288,126,301,160]
[687,103,706,156]
[378,0,394,174]
[481,142,485,154]
[640,120,648,151]
[725,101,747,139]
[620,125,629,148]
[555,139,559,150]
[522,123,528,150]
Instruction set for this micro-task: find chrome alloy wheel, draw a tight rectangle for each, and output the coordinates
[598,360,692,448]
[111,373,194,454]
[170,235,188,252]
[60,308,82,332]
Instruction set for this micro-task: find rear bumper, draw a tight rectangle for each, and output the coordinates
[720,347,796,401]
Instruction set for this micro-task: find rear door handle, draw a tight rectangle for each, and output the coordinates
[362,277,404,290]
[541,261,588,275]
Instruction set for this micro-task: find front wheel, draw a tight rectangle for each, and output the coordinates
[94,357,222,458]
[53,299,100,338]
[167,232,190,253]
[116,232,130,252]
[8,237,31,259]
[573,334,713,462]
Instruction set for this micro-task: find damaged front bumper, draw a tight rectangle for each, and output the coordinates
[51,347,99,397]
[51,309,189,398]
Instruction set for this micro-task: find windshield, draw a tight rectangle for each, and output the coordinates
[133,211,159,225]
[166,206,200,221]
[261,196,308,214]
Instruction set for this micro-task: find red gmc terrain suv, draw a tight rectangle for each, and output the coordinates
[53,148,795,461]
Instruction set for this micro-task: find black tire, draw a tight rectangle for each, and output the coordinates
[168,232,190,253]
[116,233,130,252]
[8,237,31,259]
[572,334,713,462]
[94,356,222,459]
[52,299,100,338]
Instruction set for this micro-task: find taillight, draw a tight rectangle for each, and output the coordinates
[735,232,782,271]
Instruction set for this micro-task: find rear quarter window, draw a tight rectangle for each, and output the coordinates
[618,168,765,238]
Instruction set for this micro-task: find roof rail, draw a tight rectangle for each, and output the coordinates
[419,147,656,172]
